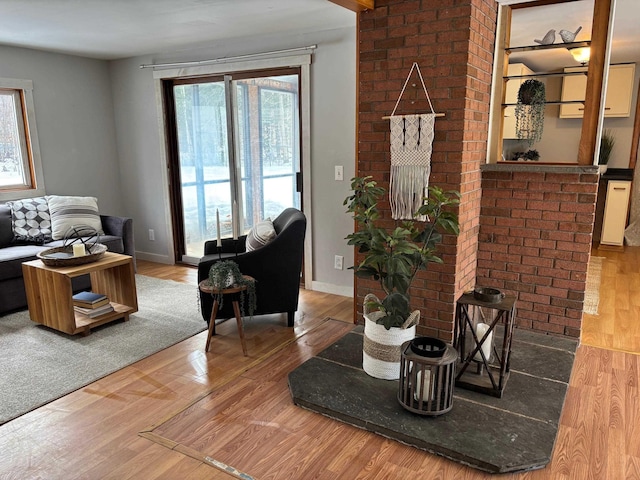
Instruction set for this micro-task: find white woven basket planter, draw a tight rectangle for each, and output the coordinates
[363,311,417,380]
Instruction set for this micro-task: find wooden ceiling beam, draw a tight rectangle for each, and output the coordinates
[328,0,374,13]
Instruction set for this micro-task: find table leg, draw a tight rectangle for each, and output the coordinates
[205,299,220,352]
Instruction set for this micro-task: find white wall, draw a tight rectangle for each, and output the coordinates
[110,27,356,296]
[0,46,123,214]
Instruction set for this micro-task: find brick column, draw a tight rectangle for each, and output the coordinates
[357,0,497,341]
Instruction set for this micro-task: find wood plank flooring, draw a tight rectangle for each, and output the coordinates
[0,255,638,479]
[582,246,640,353]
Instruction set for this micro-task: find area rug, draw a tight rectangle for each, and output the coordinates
[584,256,605,315]
[0,275,205,425]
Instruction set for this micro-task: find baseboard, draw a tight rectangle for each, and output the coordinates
[135,251,173,264]
[310,281,353,298]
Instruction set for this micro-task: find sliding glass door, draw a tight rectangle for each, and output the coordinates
[165,68,301,262]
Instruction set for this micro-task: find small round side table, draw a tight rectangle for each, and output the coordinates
[198,275,254,356]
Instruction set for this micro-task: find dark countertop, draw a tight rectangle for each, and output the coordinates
[601,168,634,181]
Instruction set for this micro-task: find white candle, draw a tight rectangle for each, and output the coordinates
[232,200,238,240]
[474,323,493,362]
[72,244,86,257]
[216,208,222,247]
[414,368,433,402]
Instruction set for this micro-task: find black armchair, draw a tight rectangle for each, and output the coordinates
[198,208,306,328]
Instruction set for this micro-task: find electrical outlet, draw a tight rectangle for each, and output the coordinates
[335,165,344,181]
[334,255,344,270]
[148,229,155,241]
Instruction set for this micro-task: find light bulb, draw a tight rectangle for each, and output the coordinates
[569,47,590,65]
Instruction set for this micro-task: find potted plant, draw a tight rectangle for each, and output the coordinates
[598,129,615,172]
[515,79,546,147]
[207,260,257,318]
[344,176,460,379]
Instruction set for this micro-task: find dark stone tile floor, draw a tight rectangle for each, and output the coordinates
[288,327,577,474]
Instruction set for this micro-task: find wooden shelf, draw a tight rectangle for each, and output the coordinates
[75,302,134,329]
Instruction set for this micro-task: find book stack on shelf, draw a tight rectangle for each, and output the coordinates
[72,291,114,318]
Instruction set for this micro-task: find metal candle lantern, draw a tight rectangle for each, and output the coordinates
[398,337,457,416]
[453,289,516,398]
[63,225,101,252]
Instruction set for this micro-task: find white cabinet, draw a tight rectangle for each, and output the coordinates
[503,63,534,139]
[560,63,636,118]
[601,180,631,246]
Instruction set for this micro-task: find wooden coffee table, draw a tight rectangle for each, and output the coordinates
[22,252,138,335]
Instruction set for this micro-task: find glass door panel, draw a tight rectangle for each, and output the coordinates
[174,81,231,258]
[234,74,300,233]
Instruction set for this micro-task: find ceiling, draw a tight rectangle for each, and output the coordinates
[0,0,356,60]
[0,0,635,68]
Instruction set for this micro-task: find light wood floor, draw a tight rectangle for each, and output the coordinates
[0,255,638,479]
[582,246,640,353]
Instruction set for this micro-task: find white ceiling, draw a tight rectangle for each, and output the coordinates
[0,0,635,68]
[0,0,356,60]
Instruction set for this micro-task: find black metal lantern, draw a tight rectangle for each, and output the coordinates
[63,225,102,253]
[453,289,516,398]
[398,337,457,416]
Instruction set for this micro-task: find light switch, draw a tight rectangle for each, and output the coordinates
[335,165,344,181]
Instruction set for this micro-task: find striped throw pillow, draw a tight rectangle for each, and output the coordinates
[245,218,276,252]
[47,195,104,240]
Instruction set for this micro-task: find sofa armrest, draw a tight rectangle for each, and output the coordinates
[101,215,135,262]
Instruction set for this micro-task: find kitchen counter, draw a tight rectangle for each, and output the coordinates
[601,167,634,181]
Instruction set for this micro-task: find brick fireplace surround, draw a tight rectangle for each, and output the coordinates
[355,0,599,341]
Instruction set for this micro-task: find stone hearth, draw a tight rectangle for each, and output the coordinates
[288,326,577,474]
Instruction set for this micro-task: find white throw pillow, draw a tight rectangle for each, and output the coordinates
[245,218,276,252]
[47,195,104,240]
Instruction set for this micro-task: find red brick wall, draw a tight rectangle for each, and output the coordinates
[356,0,497,341]
[477,165,599,338]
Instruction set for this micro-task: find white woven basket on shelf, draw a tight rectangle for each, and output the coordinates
[362,294,419,380]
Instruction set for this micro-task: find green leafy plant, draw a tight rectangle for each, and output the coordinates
[515,79,546,147]
[344,176,460,329]
[598,129,615,165]
[207,260,257,318]
[512,149,539,161]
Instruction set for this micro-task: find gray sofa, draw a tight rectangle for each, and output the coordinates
[0,202,135,315]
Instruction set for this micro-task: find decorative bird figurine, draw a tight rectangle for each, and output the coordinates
[559,26,583,43]
[534,29,556,45]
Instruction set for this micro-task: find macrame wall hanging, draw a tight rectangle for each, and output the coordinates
[384,62,444,220]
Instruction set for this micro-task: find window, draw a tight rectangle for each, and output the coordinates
[0,78,45,200]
